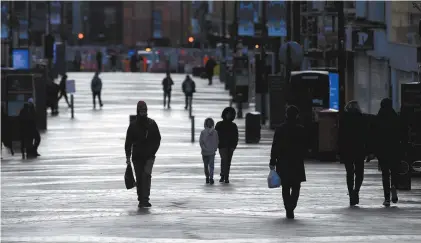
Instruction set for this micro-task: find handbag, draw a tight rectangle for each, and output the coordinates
[124,164,136,190]
[267,169,281,188]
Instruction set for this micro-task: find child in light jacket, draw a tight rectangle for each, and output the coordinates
[199,118,219,185]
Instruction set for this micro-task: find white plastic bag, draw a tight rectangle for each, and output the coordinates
[267,169,281,188]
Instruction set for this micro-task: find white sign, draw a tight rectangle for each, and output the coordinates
[66,79,76,93]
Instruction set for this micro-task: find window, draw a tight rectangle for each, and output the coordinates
[389,1,421,46]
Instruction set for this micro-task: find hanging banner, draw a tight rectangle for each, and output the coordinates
[266,1,287,37]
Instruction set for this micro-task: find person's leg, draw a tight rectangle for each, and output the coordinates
[202,155,210,182]
[167,91,171,108]
[209,154,215,182]
[390,160,399,203]
[92,92,97,108]
[132,161,144,205]
[163,92,167,107]
[142,157,155,206]
[224,148,234,183]
[353,157,365,204]
[290,183,301,211]
[98,92,103,107]
[185,95,188,109]
[219,148,227,182]
[380,160,391,204]
[63,92,70,107]
[282,184,294,218]
[33,130,41,156]
[344,160,355,195]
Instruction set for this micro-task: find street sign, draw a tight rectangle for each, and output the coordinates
[66,79,75,93]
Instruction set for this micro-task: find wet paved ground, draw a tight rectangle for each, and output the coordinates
[2,72,421,243]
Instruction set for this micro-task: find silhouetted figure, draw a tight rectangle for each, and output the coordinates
[205,57,217,85]
[74,51,81,71]
[215,107,239,184]
[96,51,103,72]
[110,53,117,71]
[91,72,103,109]
[1,103,14,156]
[19,98,41,159]
[130,54,138,72]
[125,101,161,208]
[162,72,174,109]
[373,98,401,207]
[338,100,368,206]
[58,74,71,108]
[270,105,306,219]
[182,75,196,110]
[200,118,219,185]
[46,82,60,115]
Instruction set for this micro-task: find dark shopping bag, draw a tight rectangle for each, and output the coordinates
[124,164,136,190]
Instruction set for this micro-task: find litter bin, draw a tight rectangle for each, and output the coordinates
[245,112,261,144]
[317,109,339,161]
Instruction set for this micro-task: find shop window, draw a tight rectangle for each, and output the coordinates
[389,2,421,46]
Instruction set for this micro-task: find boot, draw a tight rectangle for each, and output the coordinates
[224,175,230,184]
[206,177,210,184]
[353,190,360,205]
[219,175,225,183]
[286,210,294,219]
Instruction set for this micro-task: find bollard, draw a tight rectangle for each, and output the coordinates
[191,116,195,143]
[70,94,74,119]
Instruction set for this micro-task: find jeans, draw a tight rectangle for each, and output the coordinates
[92,92,103,108]
[185,95,193,109]
[202,155,215,179]
[282,183,301,211]
[133,157,155,203]
[379,158,399,200]
[219,148,234,177]
[164,91,171,108]
[58,91,70,107]
[344,156,365,195]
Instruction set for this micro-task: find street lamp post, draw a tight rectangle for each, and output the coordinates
[260,1,268,125]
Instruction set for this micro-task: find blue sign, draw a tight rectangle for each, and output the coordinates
[128,50,135,57]
[238,1,257,36]
[329,72,339,110]
[12,49,30,70]
[267,1,287,37]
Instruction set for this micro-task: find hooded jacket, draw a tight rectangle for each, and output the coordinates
[125,115,161,161]
[215,107,239,149]
[182,76,196,95]
[200,127,219,156]
[338,109,369,158]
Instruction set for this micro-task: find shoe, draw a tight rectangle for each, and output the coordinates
[143,202,152,208]
[353,190,360,205]
[210,178,214,185]
[206,178,210,184]
[137,203,143,208]
[391,187,398,203]
[286,210,295,219]
[168,105,171,109]
[184,106,188,110]
[224,176,230,184]
[383,199,391,207]
[219,176,225,183]
[100,103,103,107]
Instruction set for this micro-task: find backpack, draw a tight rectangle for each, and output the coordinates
[184,81,193,93]
[92,77,102,92]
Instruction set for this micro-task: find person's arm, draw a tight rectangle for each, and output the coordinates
[124,124,133,161]
[170,78,174,86]
[148,120,161,157]
[192,81,196,93]
[233,123,239,149]
[199,131,205,150]
[214,132,219,152]
[270,128,280,168]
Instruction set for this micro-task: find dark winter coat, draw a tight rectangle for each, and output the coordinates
[19,104,37,138]
[162,77,174,92]
[215,107,239,149]
[205,58,217,76]
[125,116,161,162]
[182,77,196,96]
[338,110,369,159]
[373,106,401,162]
[91,76,102,93]
[270,119,307,185]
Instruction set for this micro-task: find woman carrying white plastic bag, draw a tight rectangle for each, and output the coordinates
[268,169,281,188]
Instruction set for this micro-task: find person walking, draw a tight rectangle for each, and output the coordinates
[125,101,161,208]
[110,52,117,72]
[215,107,239,183]
[182,75,196,110]
[162,72,174,109]
[205,57,217,85]
[58,74,71,108]
[199,118,219,185]
[270,105,306,219]
[130,53,138,73]
[373,98,401,207]
[338,100,369,206]
[91,72,103,109]
[19,98,41,159]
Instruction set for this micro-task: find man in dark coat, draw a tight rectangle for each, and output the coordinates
[270,105,306,219]
[205,57,217,85]
[19,98,41,159]
[162,72,174,109]
[125,101,161,208]
[182,75,196,110]
[338,100,368,206]
[373,98,401,207]
[91,72,103,109]
[215,107,239,183]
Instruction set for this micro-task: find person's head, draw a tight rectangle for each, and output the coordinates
[380,98,393,110]
[186,75,191,80]
[204,117,215,128]
[221,107,236,121]
[344,100,361,113]
[94,71,99,77]
[136,100,148,117]
[62,74,68,80]
[166,72,170,77]
[27,98,35,107]
[285,105,300,122]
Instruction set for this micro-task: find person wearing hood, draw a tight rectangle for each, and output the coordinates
[182,75,196,110]
[125,101,161,208]
[215,107,239,183]
[199,118,219,185]
[270,105,306,219]
[338,100,369,206]
[19,98,41,159]
[91,72,103,109]
[373,98,401,207]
